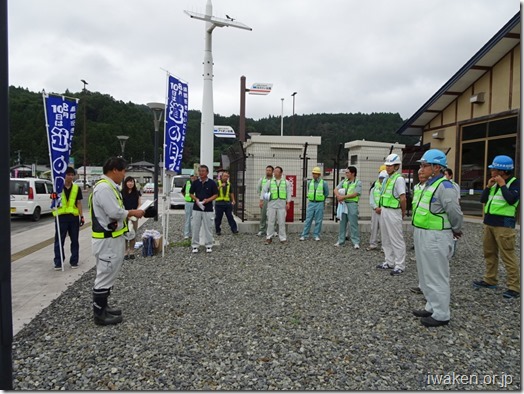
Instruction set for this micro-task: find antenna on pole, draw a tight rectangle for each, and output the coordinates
[184,0,252,170]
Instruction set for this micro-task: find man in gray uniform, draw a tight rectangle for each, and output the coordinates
[260,166,291,244]
[90,157,151,326]
[411,149,463,327]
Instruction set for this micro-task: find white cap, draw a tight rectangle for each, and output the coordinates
[379,170,388,178]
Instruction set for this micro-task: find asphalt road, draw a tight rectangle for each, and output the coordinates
[10,214,55,235]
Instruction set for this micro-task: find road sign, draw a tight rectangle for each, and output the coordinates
[249,83,273,95]
[213,126,236,139]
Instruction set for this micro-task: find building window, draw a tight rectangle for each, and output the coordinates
[459,115,518,217]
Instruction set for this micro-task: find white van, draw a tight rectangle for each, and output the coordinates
[170,175,191,208]
[10,178,54,221]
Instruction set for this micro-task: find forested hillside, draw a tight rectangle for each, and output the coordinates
[9,86,416,169]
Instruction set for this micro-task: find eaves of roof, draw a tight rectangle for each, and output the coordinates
[396,12,521,136]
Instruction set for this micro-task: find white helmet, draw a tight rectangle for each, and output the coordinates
[384,153,402,165]
[378,170,388,178]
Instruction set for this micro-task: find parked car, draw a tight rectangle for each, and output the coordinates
[10,178,54,221]
[143,182,155,193]
[170,175,191,208]
[73,179,92,188]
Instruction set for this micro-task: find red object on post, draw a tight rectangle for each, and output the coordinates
[286,201,294,222]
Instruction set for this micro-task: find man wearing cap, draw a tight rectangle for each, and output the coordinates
[367,169,387,251]
[473,155,520,299]
[411,149,463,327]
[299,167,329,241]
[376,153,407,275]
[181,172,197,239]
[334,166,362,249]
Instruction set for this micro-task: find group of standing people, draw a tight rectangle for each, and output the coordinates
[50,150,518,328]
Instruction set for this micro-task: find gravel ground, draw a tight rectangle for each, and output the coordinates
[12,217,521,390]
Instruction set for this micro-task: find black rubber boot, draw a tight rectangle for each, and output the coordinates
[93,288,123,325]
[106,288,122,316]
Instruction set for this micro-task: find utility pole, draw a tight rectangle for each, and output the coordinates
[81,79,88,190]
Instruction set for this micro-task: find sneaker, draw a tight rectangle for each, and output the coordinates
[299,236,305,241]
[184,236,189,240]
[54,266,62,271]
[334,242,343,247]
[354,244,360,250]
[376,262,393,270]
[264,238,272,245]
[472,280,497,289]
[129,255,135,260]
[206,247,212,253]
[124,255,129,260]
[256,231,264,237]
[314,237,320,241]
[216,232,221,236]
[192,247,199,253]
[280,240,287,244]
[366,245,378,251]
[503,290,520,299]
[410,286,423,294]
[420,316,449,327]
[390,268,404,276]
[273,232,278,238]
[412,309,432,318]
[70,265,79,269]
[233,231,239,235]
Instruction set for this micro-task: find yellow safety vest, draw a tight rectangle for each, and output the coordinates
[379,173,401,209]
[216,180,231,202]
[270,179,287,200]
[342,179,359,203]
[484,177,519,217]
[307,179,325,202]
[412,182,424,211]
[89,179,129,239]
[53,184,80,216]
[184,180,192,202]
[412,177,451,230]
[372,180,382,206]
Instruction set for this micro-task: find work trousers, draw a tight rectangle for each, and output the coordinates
[215,202,238,234]
[258,200,269,233]
[192,210,214,248]
[54,215,80,267]
[338,202,360,246]
[369,209,381,247]
[414,228,453,321]
[483,224,520,292]
[93,236,125,290]
[379,208,406,270]
[300,201,324,238]
[184,202,193,238]
[267,201,287,241]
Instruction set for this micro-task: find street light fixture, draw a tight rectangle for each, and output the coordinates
[116,135,129,158]
[280,98,284,136]
[81,79,88,190]
[147,102,164,222]
[291,92,297,136]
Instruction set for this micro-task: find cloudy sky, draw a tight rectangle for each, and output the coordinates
[8,0,519,121]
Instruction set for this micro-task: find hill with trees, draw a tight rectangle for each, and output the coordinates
[9,86,417,169]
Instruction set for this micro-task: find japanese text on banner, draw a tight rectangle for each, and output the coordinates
[164,74,188,173]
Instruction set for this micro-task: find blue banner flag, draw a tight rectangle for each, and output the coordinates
[43,93,78,204]
[164,74,188,173]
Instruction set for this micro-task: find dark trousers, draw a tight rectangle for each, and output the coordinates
[214,202,238,234]
[54,214,80,267]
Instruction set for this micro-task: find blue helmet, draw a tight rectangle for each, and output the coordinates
[488,155,514,170]
[417,149,448,167]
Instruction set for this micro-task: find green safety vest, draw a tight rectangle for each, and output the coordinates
[89,179,129,239]
[484,177,519,217]
[411,183,424,211]
[342,179,359,203]
[216,180,231,202]
[270,179,287,200]
[307,179,325,202]
[379,173,401,209]
[412,177,451,230]
[53,184,80,216]
[184,180,192,202]
[259,177,271,193]
[372,180,382,206]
